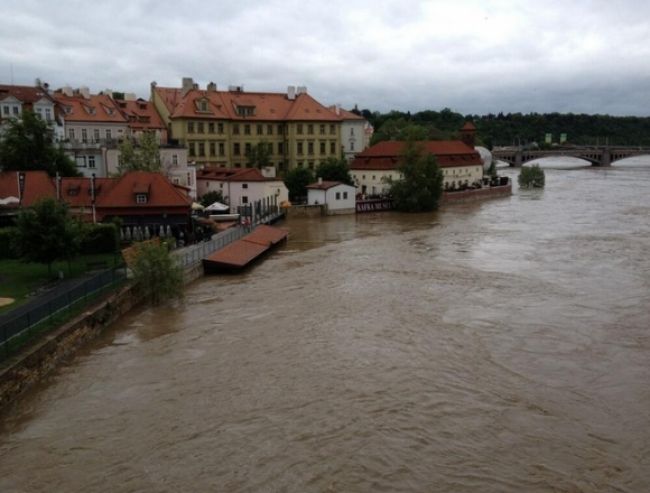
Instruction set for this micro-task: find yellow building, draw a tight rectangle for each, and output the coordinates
[151,79,342,173]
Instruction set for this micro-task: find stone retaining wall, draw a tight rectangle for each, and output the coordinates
[441,183,512,204]
[0,284,143,414]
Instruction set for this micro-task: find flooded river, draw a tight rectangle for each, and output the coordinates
[1,165,650,492]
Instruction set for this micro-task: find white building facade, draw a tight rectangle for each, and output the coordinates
[306,180,356,214]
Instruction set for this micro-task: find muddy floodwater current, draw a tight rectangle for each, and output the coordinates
[1,165,650,492]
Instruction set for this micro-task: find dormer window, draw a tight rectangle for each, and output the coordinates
[136,193,148,204]
[236,105,255,117]
[196,98,211,113]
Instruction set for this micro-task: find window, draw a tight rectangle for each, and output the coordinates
[218,142,225,156]
[242,183,248,189]
[209,142,215,156]
[350,127,355,136]
[188,142,195,157]
[277,124,283,135]
[350,142,355,151]
[278,142,284,154]
[172,177,180,184]
[297,161,303,168]
[233,124,239,135]
[242,196,248,204]
[320,124,325,135]
[308,161,314,170]
[93,129,100,142]
[244,124,251,135]
[330,124,335,135]
[12,106,19,115]
[81,129,88,143]
[245,143,251,155]
[307,124,313,134]
[88,155,96,168]
[68,129,75,140]
[198,122,204,134]
[320,142,325,155]
[297,124,303,135]
[2,106,8,115]
[198,142,205,156]
[217,123,224,134]
[267,124,273,135]
[188,122,194,133]
[208,122,214,133]
[308,142,314,155]
[234,143,241,155]
[172,154,178,165]
[45,108,51,121]
[343,191,348,199]
[257,124,263,135]
[297,142,303,155]
[200,100,208,112]
[330,142,336,154]
[136,193,148,204]
[336,192,341,200]
[106,129,112,140]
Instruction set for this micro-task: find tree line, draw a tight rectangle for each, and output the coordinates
[352,107,650,148]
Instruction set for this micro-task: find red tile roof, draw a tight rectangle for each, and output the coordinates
[154,86,340,122]
[53,92,128,124]
[115,98,165,131]
[351,140,482,170]
[197,167,279,182]
[97,171,191,208]
[0,85,54,105]
[461,122,477,131]
[306,180,348,190]
[59,177,115,208]
[0,171,56,208]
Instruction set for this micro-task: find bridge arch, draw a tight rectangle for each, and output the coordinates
[610,154,650,166]
[521,156,594,168]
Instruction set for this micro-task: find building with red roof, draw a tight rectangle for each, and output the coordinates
[0,82,65,141]
[196,166,288,212]
[0,170,192,232]
[350,126,484,196]
[151,78,344,172]
[328,105,373,161]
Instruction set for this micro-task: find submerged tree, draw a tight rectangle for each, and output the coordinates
[131,241,183,305]
[389,140,444,212]
[518,165,545,188]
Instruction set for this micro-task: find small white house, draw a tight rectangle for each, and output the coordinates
[306,179,356,215]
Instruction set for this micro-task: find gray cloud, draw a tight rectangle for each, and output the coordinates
[1,0,649,115]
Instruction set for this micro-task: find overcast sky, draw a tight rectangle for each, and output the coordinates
[2,0,650,116]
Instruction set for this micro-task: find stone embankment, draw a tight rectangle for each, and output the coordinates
[441,183,512,204]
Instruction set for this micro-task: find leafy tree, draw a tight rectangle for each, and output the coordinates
[13,197,80,275]
[0,110,77,176]
[389,140,443,212]
[518,165,545,188]
[284,167,314,202]
[245,141,272,169]
[314,157,354,185]
[200,190,225,207]
[131,241,183,305]
[117,131,160,173]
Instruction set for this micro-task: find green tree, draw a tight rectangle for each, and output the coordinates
[0,110,77,176]
[200,190,225,207]
[246,141,272,169]
[389,140,444,212]
[284,167,314,202]
[314,157,354,185]
[518,165,545,188]
[131,241,183,305]
[117,132,161,173]
[13,197,80,275]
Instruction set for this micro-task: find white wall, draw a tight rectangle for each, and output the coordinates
[352,165,484,194]
[308,184,355,211]
[341,120,368,161]
[199,179,288,211]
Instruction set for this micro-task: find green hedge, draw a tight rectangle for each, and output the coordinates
[0,227,18,259]
[80,223,119,254]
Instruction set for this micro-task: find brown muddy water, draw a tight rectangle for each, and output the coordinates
[1,166,649,492]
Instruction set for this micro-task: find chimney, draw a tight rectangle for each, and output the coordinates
[297,86,307,95]
[287,85,296,100]
[62,85,73,97]
[79,86,91,99]
[207,81,217,92]
[335,104,341,116]
[181,77,194,96]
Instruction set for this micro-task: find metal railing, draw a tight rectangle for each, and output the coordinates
[1,266,127,359]
[173,226,246,269]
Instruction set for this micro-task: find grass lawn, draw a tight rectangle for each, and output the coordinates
[0,253,121,314]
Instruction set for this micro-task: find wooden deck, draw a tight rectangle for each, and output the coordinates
[202,225,288,273]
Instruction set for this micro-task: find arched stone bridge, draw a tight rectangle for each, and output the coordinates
[492,147,650,166]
